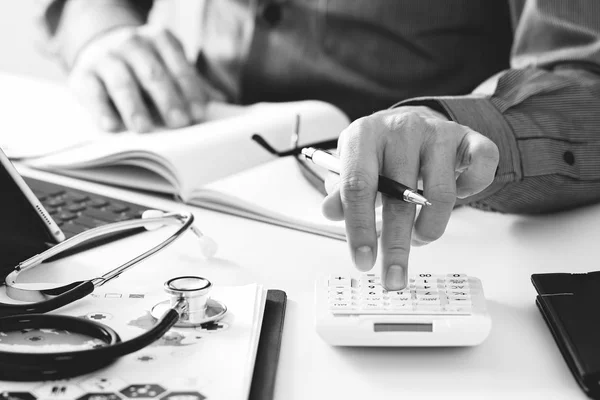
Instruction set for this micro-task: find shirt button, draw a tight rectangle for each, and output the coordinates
[262,3,282,26]
[563,151,575,165]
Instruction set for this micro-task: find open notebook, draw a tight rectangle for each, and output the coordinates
[2,78,355,239]
[0,75,362,239]
[0,284,268,399]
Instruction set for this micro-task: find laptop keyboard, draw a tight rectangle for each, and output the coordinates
[23,177,150,255]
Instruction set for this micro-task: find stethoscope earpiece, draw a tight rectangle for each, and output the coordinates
[197,235,218,259]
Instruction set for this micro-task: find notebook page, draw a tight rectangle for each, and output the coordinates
[191,156,386,239]
[49,163,178,194]
[191,156,348,238]
[27,101,349,198]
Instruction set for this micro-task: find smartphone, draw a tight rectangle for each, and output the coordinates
[0,148,65,278]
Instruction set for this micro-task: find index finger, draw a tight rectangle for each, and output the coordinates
[338,118,380,272]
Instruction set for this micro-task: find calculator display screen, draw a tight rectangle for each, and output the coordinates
[373,323,433,332]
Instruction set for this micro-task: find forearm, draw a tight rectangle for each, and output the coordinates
[401,65,600,214]
[39,0,153,68]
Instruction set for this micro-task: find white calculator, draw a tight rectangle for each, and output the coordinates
[315,273,491,346]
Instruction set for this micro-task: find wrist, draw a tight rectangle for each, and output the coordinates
[70,26,139,72]
[56,0,146,69]
[389,105,449,122]
[390,99,451,121]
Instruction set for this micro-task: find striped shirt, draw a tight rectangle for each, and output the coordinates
[38,0,600,213]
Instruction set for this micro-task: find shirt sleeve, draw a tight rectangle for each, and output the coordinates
[398,0,600,214]
[36,0,154,68]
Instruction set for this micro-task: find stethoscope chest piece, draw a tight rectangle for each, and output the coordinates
[151,276,227,327]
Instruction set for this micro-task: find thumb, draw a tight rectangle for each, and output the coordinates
[322,189,345,221]
[455,129,500,199]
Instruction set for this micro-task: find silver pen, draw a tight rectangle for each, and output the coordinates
[301,147,431,206]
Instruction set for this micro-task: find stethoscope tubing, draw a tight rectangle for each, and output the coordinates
[0,280,94,317]
[0,211,207,381]
[5,212,196,303]
[0,308,180,381]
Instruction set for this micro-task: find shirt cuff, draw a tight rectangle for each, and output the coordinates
[395,95,523,205]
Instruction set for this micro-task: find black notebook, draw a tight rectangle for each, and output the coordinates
[532,272,600,400]
[250,290,288,400]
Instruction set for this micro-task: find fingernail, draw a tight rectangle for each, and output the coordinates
[385,265,406,290]
[354,246,374,271]
[190,102,205,121]
[100,116,119,132]
[132,115,152,133]
[168,108,190,127]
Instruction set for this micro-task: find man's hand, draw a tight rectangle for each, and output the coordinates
[68,26,225,133]
[321,106,499,290]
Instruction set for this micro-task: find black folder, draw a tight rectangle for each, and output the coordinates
[532,272,600,400]
[249,289,288,400]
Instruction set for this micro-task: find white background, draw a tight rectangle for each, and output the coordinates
[0,0,64,82]
[0,0,191,83]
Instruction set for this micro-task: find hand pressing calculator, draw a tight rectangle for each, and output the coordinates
[315,273,491,346]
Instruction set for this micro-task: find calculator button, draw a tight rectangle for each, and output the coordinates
[361,285,384,293]
[447,286,470,292]
[362,296,383,303]
[388,290,411,298]
[415,289,439,296]
[389,295,412,303]
[362,302,385,310]
[330,276,351,288]
[447,294,471,301]
[447,297,472,305]
[329,288,351,295]
[360,289,383,297]
[413,277,438,285]
[414,285,439,292]
[415,273,436,279]
[447,290,470,296]
[329,293,353,302]
[330,302,355,310]
[416,295,441,304]
[331,297,351,303]
[333,296,354,303]
[445,278,469,285]
[361,283,381,291]
[360,274,381,285]
[446,273,467,279]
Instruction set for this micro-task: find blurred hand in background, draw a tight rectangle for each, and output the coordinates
[69,25,225,133]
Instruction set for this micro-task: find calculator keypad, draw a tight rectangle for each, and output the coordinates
[328,274,476,315]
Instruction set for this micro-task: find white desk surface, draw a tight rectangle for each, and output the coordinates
[4,75,600,400]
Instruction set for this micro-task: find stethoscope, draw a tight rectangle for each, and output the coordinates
[0,210,227,381]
